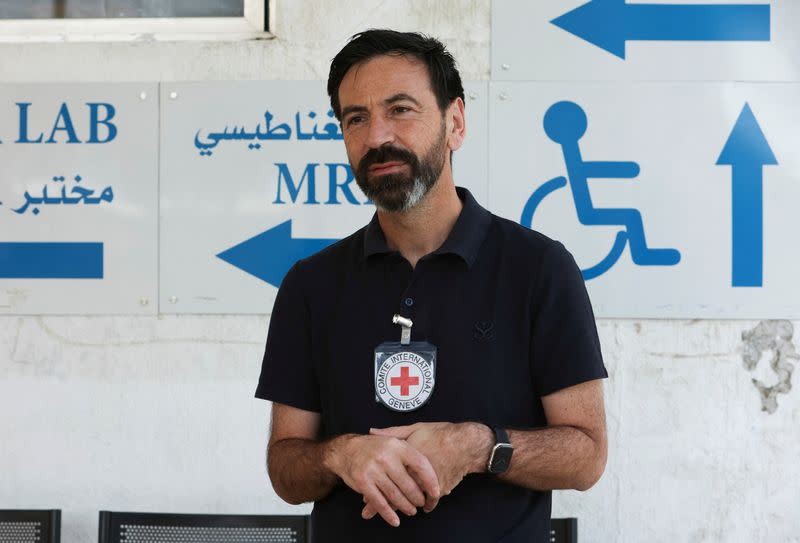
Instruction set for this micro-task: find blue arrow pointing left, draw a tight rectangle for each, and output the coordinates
[217,220,338,288]
[0,242,104,278]
[551,0,771,59]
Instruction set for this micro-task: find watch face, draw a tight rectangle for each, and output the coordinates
[489,443,513,473]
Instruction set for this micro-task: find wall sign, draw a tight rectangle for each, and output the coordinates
[0,84,158,314]
[159,81,488,314]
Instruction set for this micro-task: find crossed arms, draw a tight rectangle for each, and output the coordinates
[266,378,607,527]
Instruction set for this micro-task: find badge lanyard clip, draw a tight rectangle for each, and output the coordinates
[392,314,413,345]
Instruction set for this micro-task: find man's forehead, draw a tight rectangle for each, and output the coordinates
[338,54,434,105]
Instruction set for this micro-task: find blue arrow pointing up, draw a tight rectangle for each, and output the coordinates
[551,0,771,59]
[716,103,777,288]
[216,220,337,288]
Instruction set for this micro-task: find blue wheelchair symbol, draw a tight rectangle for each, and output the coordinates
[521,101,681,280]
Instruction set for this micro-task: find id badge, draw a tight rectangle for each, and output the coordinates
[374,341,437,413]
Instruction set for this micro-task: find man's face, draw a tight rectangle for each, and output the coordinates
[337,54,450,212]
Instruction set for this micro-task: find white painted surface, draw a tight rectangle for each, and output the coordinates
[2,316,798,542]
[0,2,798,543]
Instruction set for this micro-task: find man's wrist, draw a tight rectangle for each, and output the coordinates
[462,422,495,474]
[321,433,356,478]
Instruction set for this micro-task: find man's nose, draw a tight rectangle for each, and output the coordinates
[365,115,395,149]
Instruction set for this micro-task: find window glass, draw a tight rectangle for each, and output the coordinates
[0,0,244,19]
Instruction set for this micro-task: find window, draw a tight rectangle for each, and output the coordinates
[0,0,270,42]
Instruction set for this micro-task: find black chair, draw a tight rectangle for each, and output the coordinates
[0,510,61,543]
[550,517,578,543]
[97,511,310,543]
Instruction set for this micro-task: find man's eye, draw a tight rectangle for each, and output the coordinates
[346,115,365,127]
[392,106,411,114]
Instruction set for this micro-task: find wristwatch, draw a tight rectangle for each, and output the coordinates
[487,426,513,474]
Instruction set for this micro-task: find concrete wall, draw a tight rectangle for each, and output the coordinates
[1,2,798,542]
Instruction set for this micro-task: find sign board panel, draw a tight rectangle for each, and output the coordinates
[488,82,800,318]
[0,84,158,314]
[160,81,488,314]
[492,0,800,82]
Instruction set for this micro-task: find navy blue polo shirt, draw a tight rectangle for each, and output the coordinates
[256,187,607,543]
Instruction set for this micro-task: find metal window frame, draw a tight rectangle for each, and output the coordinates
[0,0,273,43]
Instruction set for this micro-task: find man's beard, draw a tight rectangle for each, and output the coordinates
[354,123,447,212]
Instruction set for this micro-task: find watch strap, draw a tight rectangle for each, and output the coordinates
[493,425,510,445]
[486,425,513,474]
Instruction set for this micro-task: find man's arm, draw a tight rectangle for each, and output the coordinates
[267,402,441,527]
[498,378,607,491]
[266,402,337,504]
[365,378,607,519]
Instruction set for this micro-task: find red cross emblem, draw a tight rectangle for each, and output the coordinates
[390,366,420,397]
[375,349,435,412]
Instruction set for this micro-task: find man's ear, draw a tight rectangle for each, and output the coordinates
[446,97,466,152]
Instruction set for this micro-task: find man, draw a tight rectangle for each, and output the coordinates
[256,29,608,542]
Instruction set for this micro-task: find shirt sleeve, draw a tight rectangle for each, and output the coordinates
[529,241,608,397]
[254,261,321,412]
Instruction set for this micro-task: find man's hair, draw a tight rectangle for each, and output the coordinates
[327,29,465,120]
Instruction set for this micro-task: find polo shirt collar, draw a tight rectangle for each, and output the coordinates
[363,186,491,268]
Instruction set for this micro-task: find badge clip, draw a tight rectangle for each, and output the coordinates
[392,314,413,345]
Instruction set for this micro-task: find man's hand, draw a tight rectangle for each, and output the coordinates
[323,433,441,527]
[362,422,493,519]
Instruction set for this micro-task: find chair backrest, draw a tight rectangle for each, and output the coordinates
[97,511,310,543]
[550,517,578,543]
[0,510,61,543]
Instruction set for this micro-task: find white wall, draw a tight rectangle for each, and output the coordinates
[1,2,798,542]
